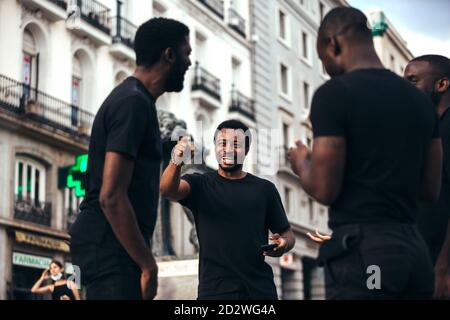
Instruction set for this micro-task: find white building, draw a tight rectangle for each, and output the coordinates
[0,0,255,300]
[367,10,413,75]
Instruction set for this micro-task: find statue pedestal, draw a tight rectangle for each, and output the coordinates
[155,257,199,300]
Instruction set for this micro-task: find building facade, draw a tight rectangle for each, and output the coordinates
[250,0,349,300]
[0,0,414,300]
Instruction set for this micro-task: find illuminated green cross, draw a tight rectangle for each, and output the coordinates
[66,154,88,197]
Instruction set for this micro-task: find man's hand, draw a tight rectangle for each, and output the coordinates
[307,228,331,244]
[263,233,287,257]
[172,136,195,166]
[434,268,450,299]
[288,140,311,176]
[141,257,158,300]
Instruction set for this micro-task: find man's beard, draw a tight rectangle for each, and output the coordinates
[165,59,186,92]
[428,89,441,106]
[219,163,243,173]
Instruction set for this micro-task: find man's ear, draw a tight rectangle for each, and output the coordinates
[436,77,450,94]
[330,36,341,56]
[163,47,176,65]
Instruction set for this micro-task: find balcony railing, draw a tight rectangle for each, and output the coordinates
[230,86,254,120]
[111,16,137,49]
[76,0,111,34]
[197,0,224,19]
[47,0,68,10]
[192,62,221,101]
[279,146,290,168]
[0,74,94,139]
[228,8,246,37]
[14,195,52,226]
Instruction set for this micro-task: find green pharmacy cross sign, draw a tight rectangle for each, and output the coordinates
[58,154,88,197]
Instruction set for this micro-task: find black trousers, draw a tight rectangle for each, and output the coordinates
[318,223,434,300]
[70,239,142,300]
[70,208,144,300]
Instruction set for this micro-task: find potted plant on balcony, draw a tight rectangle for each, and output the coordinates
[78,118,90,136]
[25,99,43,116]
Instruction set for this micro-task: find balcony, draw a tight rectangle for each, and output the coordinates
[21,0,67,22]
[191,62,221,109]
[66,0,111,45]
[76,0,110,34]
[229,86,254,120]
[277,145,296,174]
[110,16,137,60]
[197,0,224,19]
[228,8,246,38]
[0,74,94,141]
[14,195,52,227]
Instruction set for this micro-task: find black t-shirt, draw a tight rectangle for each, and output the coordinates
[71,77,162,243]
[417,107,450,264]
[310,69,439,229]
[179,172,290,299]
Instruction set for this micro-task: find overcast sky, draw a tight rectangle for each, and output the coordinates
[347,0,450,58]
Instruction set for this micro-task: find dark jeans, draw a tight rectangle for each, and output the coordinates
[70,209,143,300]
[71,240,142,300]
[318,223,434,300]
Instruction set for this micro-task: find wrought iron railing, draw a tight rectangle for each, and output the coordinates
[230,86,254,120]
[76,0,111,34]
[191,62,221,101]
[111,16,137,49]
[0,73,94,139]
[228,8,246,37]
[197,0,224,19]
[14,195,52,226]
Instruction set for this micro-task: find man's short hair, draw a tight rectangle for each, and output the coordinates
[318,7,372,43]
[214,119,252,154]
[410,54,450,79]
[134,17,190,67]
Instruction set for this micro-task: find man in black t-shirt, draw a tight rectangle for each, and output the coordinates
[69,18,192,300]
[160,119,295,300]
[404,55,450,299]
[288,7,442,299]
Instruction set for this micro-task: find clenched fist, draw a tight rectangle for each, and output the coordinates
[171,136,195,166]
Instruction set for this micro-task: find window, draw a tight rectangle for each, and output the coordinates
[195,32,207,63]
[284,186,292,214]
[280,63,290,96]
[22,29,38,95]
[319,2,325,21]
[72,54,83,108]
[302,31,309,60]
[231,57,242,88]
[303,81,310,110]
[308,197,314,221]
[282,122,290,148]
[15,157,46,205]
[278,10,287,42]
[390,54,395,70]
[65,187,83,229]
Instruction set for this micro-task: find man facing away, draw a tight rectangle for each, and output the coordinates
[69,18,192,300]
[160,119,295,300]
[288,7,442,299]
[404,55,450,299]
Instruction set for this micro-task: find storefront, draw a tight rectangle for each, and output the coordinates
[8,229,72,300]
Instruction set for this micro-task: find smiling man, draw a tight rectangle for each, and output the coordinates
[160,119,295,300]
